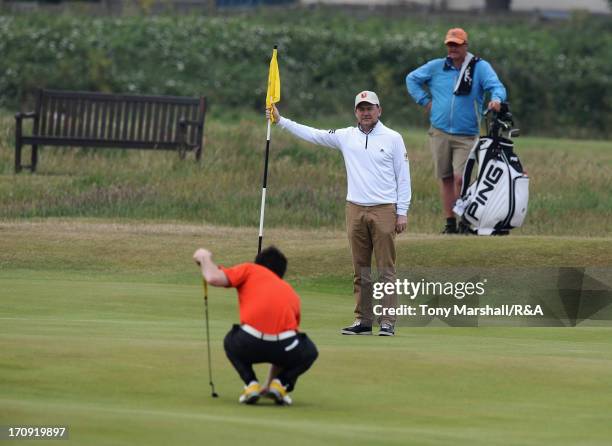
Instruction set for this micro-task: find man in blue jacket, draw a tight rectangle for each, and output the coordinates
[406,28,506,234]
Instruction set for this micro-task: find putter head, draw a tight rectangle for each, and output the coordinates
[212,392,219,398]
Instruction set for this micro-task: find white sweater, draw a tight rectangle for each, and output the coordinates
[277,117,412,215]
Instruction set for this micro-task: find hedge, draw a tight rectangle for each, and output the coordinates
[0,11,609,137]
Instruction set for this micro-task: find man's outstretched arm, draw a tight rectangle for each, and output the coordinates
[193,248,229,287]
[267,104,341,149]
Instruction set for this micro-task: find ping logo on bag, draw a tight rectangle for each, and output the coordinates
[466,165,504,220]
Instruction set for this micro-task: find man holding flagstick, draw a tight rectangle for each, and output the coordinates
[258,45,281,255]
[267,91,412,336]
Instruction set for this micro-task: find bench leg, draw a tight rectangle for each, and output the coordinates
[15,116,23,173]
[195,145,202,162]
[15,139,22,173]
[31,144,38,172]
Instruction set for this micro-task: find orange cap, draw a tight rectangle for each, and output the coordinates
[444,28,468,45]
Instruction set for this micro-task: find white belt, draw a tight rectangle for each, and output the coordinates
[241,324,297,341]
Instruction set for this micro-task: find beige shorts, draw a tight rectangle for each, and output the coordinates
[428,127,478,179]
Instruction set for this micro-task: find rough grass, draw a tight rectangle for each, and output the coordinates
[1,220,611,445]
[0,112,610,236]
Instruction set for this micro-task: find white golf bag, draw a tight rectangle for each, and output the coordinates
[453,105,529,235]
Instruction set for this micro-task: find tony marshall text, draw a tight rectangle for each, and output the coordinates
[374,304,545,317]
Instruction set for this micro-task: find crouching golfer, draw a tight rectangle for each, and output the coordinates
[193,246,318,406]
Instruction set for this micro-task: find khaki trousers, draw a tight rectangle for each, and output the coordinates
[428,126,478,179]
[346,202,398,325]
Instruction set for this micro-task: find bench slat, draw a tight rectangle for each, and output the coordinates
[67,98,76,137]
[57,99,64,136]
[99,100,108,140]
[136,102,147,140]
[47,96,55,136]
[83,100,91,138]
[62,98,71,137]
[76,98,85,137]
[40,94,49,135]
[159,102,169,143]
[164,103,172,143]
[141,102,150,141]
[121,101,130,141]
[54,98,64,137]
[129,102,140,141]
[114,101,123,140]
[45,96,53,136]
[21,136,187,150]
[152,102,161,142]
[91,100,100,139]
[74,99,83,138]
[106,101,112,139]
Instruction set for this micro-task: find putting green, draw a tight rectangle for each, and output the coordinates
[2,271,611,446]
[1,221,611,445]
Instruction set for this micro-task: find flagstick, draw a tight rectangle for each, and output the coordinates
[258,117,272,254]
[259,44,279,255]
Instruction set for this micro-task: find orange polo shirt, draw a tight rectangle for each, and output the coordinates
[220,263,301,334]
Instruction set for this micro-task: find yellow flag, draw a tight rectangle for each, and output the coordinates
[266,47,281,122]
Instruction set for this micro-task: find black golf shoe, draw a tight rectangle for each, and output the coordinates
[441,224,458,234]
[379,323,395,336]
[457,221,471,234]
[341,320,372,335]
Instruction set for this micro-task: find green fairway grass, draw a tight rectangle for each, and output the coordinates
[1,221,611,445]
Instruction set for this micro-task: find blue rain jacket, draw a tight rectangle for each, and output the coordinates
[406,57,506,136]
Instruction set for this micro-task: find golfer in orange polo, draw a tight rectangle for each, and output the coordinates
[193,245,318,406]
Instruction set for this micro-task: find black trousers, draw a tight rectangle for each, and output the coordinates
[223,325,318,392]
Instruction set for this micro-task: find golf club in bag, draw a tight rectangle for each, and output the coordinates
[453,102,529,235]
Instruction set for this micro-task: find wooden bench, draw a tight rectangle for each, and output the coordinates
[15,89,206,173]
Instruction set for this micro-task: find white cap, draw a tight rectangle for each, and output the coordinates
[354,90,380,108]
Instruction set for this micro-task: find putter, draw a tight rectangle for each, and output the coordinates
[202,279,219,398]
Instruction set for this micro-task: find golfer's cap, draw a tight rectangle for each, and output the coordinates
[355,91,380,108]
[444,28,468,45]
